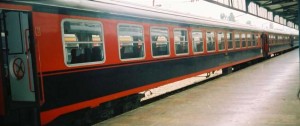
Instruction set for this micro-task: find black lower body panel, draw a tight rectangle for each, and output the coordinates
[41,49,261,111]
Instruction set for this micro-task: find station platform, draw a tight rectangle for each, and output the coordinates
[94,49,300,126]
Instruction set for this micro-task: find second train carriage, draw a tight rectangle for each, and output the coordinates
[0,0,298,125]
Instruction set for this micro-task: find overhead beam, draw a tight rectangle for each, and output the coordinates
[208,0,298,29]
[262,0,294,6]
[260,0,272,6]
[279,13,297,17]
[272,3,298,11]
[284,15,296,18]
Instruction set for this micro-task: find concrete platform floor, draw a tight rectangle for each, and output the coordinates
[94,49,300,126]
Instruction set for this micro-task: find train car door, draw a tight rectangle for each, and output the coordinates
[0,10,40,125]
[261,32,269,58]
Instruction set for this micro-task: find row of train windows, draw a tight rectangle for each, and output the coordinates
[268,35,292,45]
[62,19,259,66]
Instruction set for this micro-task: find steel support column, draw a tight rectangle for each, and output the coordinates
[245,0,251,13]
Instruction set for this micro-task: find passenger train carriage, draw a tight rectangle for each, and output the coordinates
[0,0,298,125]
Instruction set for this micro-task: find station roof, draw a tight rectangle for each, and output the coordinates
[253,0,298,24]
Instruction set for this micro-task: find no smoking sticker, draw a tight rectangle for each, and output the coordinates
[12,58,25,80]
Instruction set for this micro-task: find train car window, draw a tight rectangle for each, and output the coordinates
[251,34,255,47]
[235,33,240,49]
[278,36,281,44]
[241,33,246,48]
[268,35,271,45]
[218,32,225,51]
[174,29,188,55]
[227,32,233,50]
[272,35,275,45]
[206,31,215,52]
[283,36,287,43]
[254,34,259,46]
[269,35,273,45]
[247,34,252,47]
[62,19,105,66]
[192,30,203,53]
[118,24,145,60]
[285,36,288,43]
[285,36,287,43]
[279,35,282,44]
[294,36,298,41]
[150,27,170,57]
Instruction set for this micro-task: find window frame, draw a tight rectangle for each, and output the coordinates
[217,31,225,51]
[274,35,278,45]
[117,23,146,61]
[275,35,278,44]
[241,33,247,48]
[206,31,216,52]
[246,33,252,48]
[173,28,189,56]
[191,29,204,54]
[271,34,275,45]
[61,18,106,67]
[273,34,276,45]
[251,33,257,47]
[234,32,241,49]
[150,26,171,58]
[269,34,273,45]
[278,35,282,44]
[227,32,234,50]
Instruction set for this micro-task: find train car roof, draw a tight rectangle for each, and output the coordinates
[11,0,298,35]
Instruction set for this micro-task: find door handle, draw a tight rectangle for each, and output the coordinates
[24,29,34,92]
